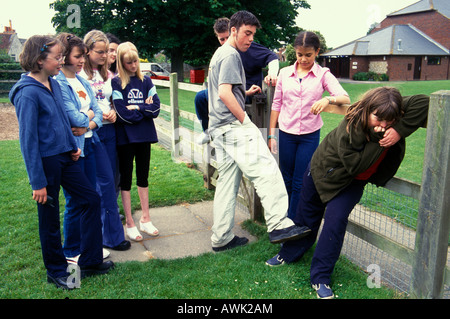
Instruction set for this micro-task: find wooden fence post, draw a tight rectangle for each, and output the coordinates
[169,73,180,159]
[410,90,450,299]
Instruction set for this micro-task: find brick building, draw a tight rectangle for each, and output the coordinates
[322,0,450,81]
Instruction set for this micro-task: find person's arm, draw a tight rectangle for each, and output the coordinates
[311,71,350,115]
[310,95,351,115]
[218,83,246,123]
[379,95,429,148]
[264,59,279,87]
[58,81,90,128]
[246,84,261,96]
[15,95,47,191]
[268,72,284,153]
[111,79,144,124]
[88,92,103,131]
[268,110,280,154]
[140,77,161,118]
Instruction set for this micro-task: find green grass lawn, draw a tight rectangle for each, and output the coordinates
[1,80,446,300]
[0,140,399,300]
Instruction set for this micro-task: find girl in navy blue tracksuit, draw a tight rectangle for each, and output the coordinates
[112,42,160,242]
[9,35,113,289]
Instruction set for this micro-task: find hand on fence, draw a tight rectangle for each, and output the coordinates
[246,85,261,96]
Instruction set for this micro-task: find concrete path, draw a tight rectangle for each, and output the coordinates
[106,201,257,263]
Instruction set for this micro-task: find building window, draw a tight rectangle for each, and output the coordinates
[427,57,441,65]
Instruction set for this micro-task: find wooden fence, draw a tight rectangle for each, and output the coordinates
[0,69,22,94]
[153,73,449,299]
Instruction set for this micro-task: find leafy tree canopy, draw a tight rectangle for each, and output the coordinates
[51,0,310,80]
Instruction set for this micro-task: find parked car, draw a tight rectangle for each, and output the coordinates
[140,62,170,77]
[145,70,169,81]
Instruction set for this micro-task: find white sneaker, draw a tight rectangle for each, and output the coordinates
[103,248,110,259]
[66,249,110,264]
[66,255,80,265]
[195,132,210,145]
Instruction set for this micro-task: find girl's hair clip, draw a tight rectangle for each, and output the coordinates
[40,44,48,52]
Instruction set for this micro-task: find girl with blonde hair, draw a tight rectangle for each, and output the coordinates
[112,42,161,241]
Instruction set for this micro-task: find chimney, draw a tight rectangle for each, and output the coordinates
[4,20,15,34]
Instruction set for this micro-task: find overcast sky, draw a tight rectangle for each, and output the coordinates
[1,0,418,48]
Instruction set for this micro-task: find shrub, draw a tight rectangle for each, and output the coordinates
[353,71,389,81]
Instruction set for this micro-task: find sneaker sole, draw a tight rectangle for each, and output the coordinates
[265,261,285,267]
[270,228,311,244]
[212,237,249,252]
[316,293,334,299]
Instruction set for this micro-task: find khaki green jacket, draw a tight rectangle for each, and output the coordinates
[310,95,429,204]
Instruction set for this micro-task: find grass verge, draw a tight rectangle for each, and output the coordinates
[0,140,400,299]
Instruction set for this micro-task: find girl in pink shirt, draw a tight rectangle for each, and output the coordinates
[269,31,350,219]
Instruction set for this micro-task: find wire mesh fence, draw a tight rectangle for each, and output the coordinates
[342,183,450,298]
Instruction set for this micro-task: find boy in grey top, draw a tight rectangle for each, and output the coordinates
[207,10,311,251]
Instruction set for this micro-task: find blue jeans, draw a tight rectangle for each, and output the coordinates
[279,129,320,219]
[278,164,367,285]
[194,89,209,132]
[40,152,102,278]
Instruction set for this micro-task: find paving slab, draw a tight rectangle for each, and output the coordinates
[107,201,257,262]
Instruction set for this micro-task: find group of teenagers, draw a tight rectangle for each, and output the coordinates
[10,10,429,298]
[198,11,429,299]
[10,29,161,289]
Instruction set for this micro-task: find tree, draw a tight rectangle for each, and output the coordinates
[50,0,310,81]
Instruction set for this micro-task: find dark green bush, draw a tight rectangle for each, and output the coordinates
[353,71,389,81]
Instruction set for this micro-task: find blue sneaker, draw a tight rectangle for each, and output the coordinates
[265,254,285,267]
[312,284,334,299]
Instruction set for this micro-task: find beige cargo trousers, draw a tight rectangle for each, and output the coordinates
[210,113,295,248]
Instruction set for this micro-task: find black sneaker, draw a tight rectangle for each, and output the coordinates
[269,225,311,244]
[312,283,334,299]
[212,236,249,252]
[80,260,115,278]
[47,274,75,290]
[107,240,131,251]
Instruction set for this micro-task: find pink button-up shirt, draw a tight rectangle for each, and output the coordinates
[272,62,348,135]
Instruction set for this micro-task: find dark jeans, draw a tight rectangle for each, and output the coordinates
[63,138,97,258]
[40,152,102,278]
[278,164,367,285]
[94,126,125,248]
[279,129,320,219]
[194,89,209,132]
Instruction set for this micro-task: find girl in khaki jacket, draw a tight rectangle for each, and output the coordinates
[265,87,429,298]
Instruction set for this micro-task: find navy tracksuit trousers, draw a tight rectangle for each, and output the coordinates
[38,152,103,278]
[278,163,367,285]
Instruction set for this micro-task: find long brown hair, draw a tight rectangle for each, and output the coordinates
[345,87,403,139]
[83,30,109,81]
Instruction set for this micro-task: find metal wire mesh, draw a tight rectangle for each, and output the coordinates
[342,183,449,298]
